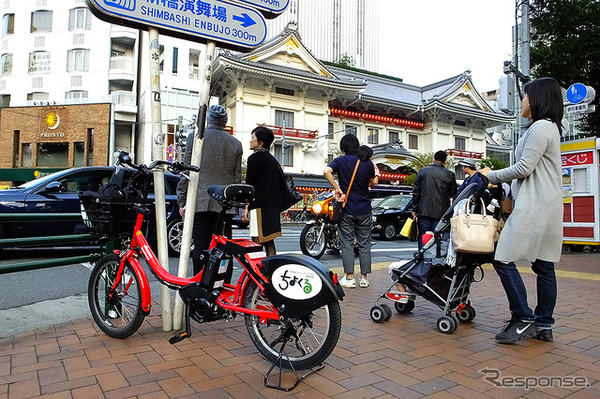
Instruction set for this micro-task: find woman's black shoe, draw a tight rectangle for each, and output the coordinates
[534,329,553,342]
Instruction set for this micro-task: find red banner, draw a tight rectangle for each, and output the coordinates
[562,151,593,167]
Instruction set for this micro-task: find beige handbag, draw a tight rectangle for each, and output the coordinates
[450,197,498,254]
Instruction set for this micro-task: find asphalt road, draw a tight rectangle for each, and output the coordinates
[0,224,416,337]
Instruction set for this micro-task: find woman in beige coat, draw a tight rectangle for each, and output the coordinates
[481,77,563,345]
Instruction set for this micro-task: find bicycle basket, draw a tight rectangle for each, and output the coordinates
[79,183,142,237]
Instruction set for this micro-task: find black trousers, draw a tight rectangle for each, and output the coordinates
[191,211,232,276]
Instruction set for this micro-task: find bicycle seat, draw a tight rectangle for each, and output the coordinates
[208,184,255,204]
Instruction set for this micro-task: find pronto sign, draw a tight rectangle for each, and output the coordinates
[86,0,267,50]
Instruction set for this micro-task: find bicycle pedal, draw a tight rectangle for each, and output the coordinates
[168,331,189,345]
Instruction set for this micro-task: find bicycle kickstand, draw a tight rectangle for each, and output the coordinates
[169,303,192,344]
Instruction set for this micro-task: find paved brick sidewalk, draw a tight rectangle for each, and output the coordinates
[1,252,599,398]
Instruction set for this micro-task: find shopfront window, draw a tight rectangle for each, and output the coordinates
[37,142,68,167]
[74,142,85,167]
[22,143,32,167]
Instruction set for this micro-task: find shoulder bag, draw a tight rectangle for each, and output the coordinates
[450,196,498,254]
[331,159,360,223]
[279,167,303,211]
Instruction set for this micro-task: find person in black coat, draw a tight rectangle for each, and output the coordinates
[412,150,457,249]
[242,126,284,256]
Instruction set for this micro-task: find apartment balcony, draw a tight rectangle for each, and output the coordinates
[109,56,135,84]
[110,25,137,46]
[109,90,137,115]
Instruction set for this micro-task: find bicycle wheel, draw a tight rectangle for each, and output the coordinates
[244,280,342,370]
[88,254,146,339]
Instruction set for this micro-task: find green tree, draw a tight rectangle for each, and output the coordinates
[335,53,355,67]
[530,0,600,136]
[479,155,508,170]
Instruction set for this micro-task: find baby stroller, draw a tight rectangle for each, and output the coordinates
[369,181,494,334]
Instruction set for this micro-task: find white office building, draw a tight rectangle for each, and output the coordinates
[265,0,379,71]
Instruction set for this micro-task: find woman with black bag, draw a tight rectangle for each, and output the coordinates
[242,126,284,256]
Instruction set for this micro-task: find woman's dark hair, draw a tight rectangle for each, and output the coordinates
[523,77,564,136]
[252,126,274,149]
[339,134,359,155]
[357,145,373,161]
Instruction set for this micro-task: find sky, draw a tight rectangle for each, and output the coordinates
[378,0,516,92]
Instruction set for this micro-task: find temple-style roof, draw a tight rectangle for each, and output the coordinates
[212,23,366,92]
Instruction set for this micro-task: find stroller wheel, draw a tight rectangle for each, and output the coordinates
[456,304,476,323]
[370,306,387,323]
[394,300,415,314]
[436,315,458,334]
[380,304,392,321]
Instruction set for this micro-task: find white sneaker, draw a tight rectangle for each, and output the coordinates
[339,275,356,288]
[359,278,370,288]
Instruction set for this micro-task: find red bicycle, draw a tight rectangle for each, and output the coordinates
[81,152,344,371]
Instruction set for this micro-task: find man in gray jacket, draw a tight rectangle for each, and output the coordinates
[177,105,243,275]
[412,150,457,248]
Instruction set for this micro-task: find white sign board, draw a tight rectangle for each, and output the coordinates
[86,0,267,50]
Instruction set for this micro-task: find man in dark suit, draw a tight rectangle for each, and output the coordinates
[412,150,457,249]
[177,105,243,275]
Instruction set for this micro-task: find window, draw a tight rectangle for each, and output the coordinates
[345,125,357,136]
[69,8,91,30]
[29,51,51,74]
[0,53,12,76]
[27,92,49,101]
[367,128,379,144]
[87,128,94,166]
[275,87,294,96]
[37,142,68,167]
[389,130,399,143]
[22,143,32,167]
[408,134,418,150]
[275,110,294,128]
[159,45,164,72]
[67,49,90,72]
[0,94,10,107]
[13,131,19,168]
[274,144,293,167]
[2,13,14,36]
[65,90,88,102]
[572,168,590,193]
[31,10,53,33]
[172,47,178,74]
[328,122,334,136]
[454,165,465,179]
[74,142,85,167]
[455,137,466,150]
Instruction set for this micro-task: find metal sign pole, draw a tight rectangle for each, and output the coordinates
[148,28,172,332]
[173,40,216,330]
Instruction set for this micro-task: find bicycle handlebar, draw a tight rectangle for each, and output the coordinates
[117,151,200,174]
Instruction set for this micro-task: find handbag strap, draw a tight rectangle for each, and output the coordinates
[342,159,361,208]
[464,196,487,216]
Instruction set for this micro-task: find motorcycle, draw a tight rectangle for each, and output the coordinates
[299,191,340,259]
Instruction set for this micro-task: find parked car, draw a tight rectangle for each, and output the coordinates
[0,167,187,255]
[371,193,413,240]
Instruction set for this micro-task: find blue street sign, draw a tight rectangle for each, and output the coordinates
[86,0,267,50]
[227,0,289,14]
[566,83,587,104]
